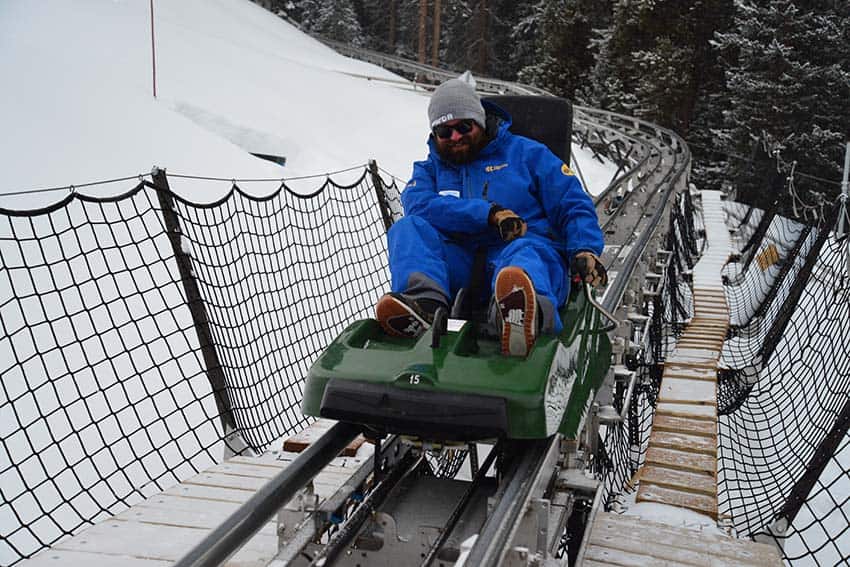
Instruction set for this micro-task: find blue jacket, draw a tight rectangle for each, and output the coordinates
[401,102,604,261]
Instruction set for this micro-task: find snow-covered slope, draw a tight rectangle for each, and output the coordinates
[0,0,426,208]
[0,0,614,211]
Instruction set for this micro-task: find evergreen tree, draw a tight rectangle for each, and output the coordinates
[505,0,544,82]
[440,0,498,76]
[682,1,736,193]
[354,0,392,52]
[292,0,365,46]
[583,0,732,131]
[517,0,612,99]
[714,1,850,213]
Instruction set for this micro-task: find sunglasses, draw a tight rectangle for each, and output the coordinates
[432,119,476,139]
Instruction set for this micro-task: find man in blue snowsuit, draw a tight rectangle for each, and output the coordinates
[376,77,607,357]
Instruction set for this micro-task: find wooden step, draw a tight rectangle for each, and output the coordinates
[585,512,783,566]
[656,402,717,420]
[657,378,716,404]
[640,464,716,496]
[663,357,721,369]
[677,338,725,349]
[649,429,716,456]
[645,446,715,475]
[637,483,717,517]
[663,365,717,381]
[652,414,716,437]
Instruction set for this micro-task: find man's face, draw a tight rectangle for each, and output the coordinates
[433,119,487,165]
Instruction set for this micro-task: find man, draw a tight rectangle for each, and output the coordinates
[375,76,607,357]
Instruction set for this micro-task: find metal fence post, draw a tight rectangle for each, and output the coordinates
[369,159,396,232]
[151,167,250,458]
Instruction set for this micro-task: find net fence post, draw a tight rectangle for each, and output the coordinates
[151,167,251,459]
[369,159,395,232]
[766,399,850,544]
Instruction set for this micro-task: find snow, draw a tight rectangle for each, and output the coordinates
[0,0,611,212]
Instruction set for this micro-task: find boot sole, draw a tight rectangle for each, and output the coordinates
[375,294,430,338]
[495,267,536,357]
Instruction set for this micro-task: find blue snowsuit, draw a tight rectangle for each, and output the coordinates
[389,102,604,333]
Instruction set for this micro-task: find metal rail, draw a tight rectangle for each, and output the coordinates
[420,442,501,566]
[172,421,360,567]
[464,438,555,566]
[308,450,424,566]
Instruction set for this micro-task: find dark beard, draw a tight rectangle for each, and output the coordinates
[436,135,489,165]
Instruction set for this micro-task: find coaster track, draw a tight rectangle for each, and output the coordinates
[173,36,692,567]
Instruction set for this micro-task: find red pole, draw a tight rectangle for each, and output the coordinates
[150,0,157,98]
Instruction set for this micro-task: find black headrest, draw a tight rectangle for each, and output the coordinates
[483,95,573,163]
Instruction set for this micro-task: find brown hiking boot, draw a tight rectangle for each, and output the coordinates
[495,267,537,357]
[375,293,434,338]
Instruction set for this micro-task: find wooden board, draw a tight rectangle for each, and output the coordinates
[584,543,700,566]
[656,401,718,420]
[163,481,258,504]
[112,495,277,535]
[585,513,783,566]
[211,461,287,479]
[663,365,718,381]
[652,414,716,437]
[52,519,278,565]
[662,357,720,369]
[640,464,716,496]
[282,418,366,456]
[645,446,715,475]
[667,347,722,362]
[657,378,716,404]
[677,335,725,345]
[680,335,726,343]
[649,429,716,455]
[182,471,270,492]
[23,550,172,567]
[692,288,728,296]
[228,454,289,468]
[636,483,717,516]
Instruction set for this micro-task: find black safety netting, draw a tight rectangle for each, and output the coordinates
[0,166,401,565]
[717,203,850,566]
[596,189,702,507]
[598,189,850,566]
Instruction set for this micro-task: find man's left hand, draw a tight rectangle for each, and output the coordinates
[571,252,608,287]
[489,206,527,242]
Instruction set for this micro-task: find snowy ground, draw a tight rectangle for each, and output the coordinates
[0,0,613,212]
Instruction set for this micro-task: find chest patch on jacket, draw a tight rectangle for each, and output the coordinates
[485,163,509,173]
[561,163,575,176]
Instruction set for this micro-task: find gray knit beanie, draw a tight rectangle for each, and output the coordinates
[428,78,486,129]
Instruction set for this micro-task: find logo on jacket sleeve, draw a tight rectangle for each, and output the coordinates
[561,163,575,176]
[485,163,509,173]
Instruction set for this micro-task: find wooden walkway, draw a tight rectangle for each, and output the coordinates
[582,191,782,565]
[634,190,731,517]
[22,420,368,567]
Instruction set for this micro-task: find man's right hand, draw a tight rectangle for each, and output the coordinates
[489,206,527,242]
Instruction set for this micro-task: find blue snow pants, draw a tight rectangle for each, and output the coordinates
[387,215,571,333]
